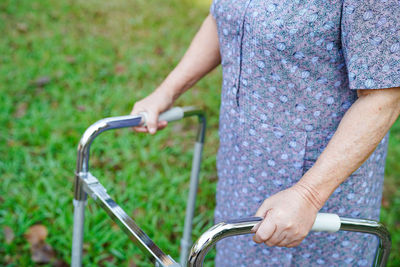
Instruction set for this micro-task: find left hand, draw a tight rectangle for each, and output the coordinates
[251,183,323,247]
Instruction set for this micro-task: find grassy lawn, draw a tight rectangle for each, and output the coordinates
[0,0,398,266]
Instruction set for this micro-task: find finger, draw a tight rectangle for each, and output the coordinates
[266,231,286,247]
[285,240,302,248]
[276,234,295,247]
[130,106,144,116]
[253,215,276,244]
[276,230,305,247]
[252,209,270,232]
[130,107,146,130]
[157,121,168,130]
[254,199,271,218]
[132,126,149,133]
[132,118,166,133]
[146,112,159,134]
[252,201,271,233]
[251,221,262,233]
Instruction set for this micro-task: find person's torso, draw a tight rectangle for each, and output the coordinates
[213,0,357,133]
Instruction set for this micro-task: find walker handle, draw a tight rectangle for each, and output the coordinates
[140,107,183,126]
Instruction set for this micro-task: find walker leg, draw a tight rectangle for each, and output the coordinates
[71,198,87,267]
[180,141,204,266]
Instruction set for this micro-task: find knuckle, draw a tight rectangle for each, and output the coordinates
[265,240,274,247]
[284,222,294,230]
[276,241,286,247]
[293,229,299,236]
[253,235,263,244]
[299,230,308,238]
[258,233,268,242]
[287,242,298,248]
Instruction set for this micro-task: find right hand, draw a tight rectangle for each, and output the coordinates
[130,89,175,134]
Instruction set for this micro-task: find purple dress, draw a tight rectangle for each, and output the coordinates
[210,0,399,266]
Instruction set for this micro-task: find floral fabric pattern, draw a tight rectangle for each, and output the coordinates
[210,0,399,266]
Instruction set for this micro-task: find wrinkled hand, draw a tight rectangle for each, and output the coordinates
[130,89,174,134]
[251,183,323,247]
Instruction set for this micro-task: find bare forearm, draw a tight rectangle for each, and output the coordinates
[297,88,400,208]
[157,14,221,101]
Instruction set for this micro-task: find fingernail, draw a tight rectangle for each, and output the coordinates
[149,127,156,134]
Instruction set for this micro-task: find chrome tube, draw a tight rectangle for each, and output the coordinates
[179,108,206,266]
[187,217,262,267]
[71,200,86,267]
[182,106,206,143]
[72,115,145,267]
[74,114,144,200]
[81,172,179,266]
[339,217,391,267]
[74,107,206,200]
[188,216,391,267]
[180,142,204,266]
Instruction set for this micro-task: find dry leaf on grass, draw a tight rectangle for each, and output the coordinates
[53,259,69,267]
[25,224,47,246]
[128,258,138,267]
[31,76,51,87]
[31,242,56,264]
[14,102,28,118]
[115,63,126,75]
[65,55,76,64]
[25,224,56,264]
[16,22,28,33]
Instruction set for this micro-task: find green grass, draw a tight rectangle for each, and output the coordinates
[0,0,399,266]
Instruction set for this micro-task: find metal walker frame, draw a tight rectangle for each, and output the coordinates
[71,106,391,267]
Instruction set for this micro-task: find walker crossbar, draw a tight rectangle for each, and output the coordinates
[71,106,206,267]
[187,216,391,267]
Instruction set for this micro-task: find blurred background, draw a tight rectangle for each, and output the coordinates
[0,0,398,266]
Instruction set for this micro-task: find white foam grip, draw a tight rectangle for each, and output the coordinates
[311,213,341,233]
[159,107,184,122]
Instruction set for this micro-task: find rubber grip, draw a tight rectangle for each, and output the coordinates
[140,107,185,126]
[311,213,341,232]
[159,107,185,122]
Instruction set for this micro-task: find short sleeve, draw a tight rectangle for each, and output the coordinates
[341,0,400,90]
[209,0,217,19]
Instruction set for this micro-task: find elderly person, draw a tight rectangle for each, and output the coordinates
[131,0,400,266]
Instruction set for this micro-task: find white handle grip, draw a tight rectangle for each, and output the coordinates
[311,213,341,232]
[159,107,185,122]
[140,107,185,126]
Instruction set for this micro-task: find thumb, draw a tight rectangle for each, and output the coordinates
[252,200,271,232]
[255,198,271,218]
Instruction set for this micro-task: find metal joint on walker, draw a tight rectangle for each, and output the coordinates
[76,172,108,200]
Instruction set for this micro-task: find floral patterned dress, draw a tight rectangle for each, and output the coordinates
[210,0,399,266]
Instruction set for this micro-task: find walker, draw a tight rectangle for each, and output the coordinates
[71,106,391,267]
